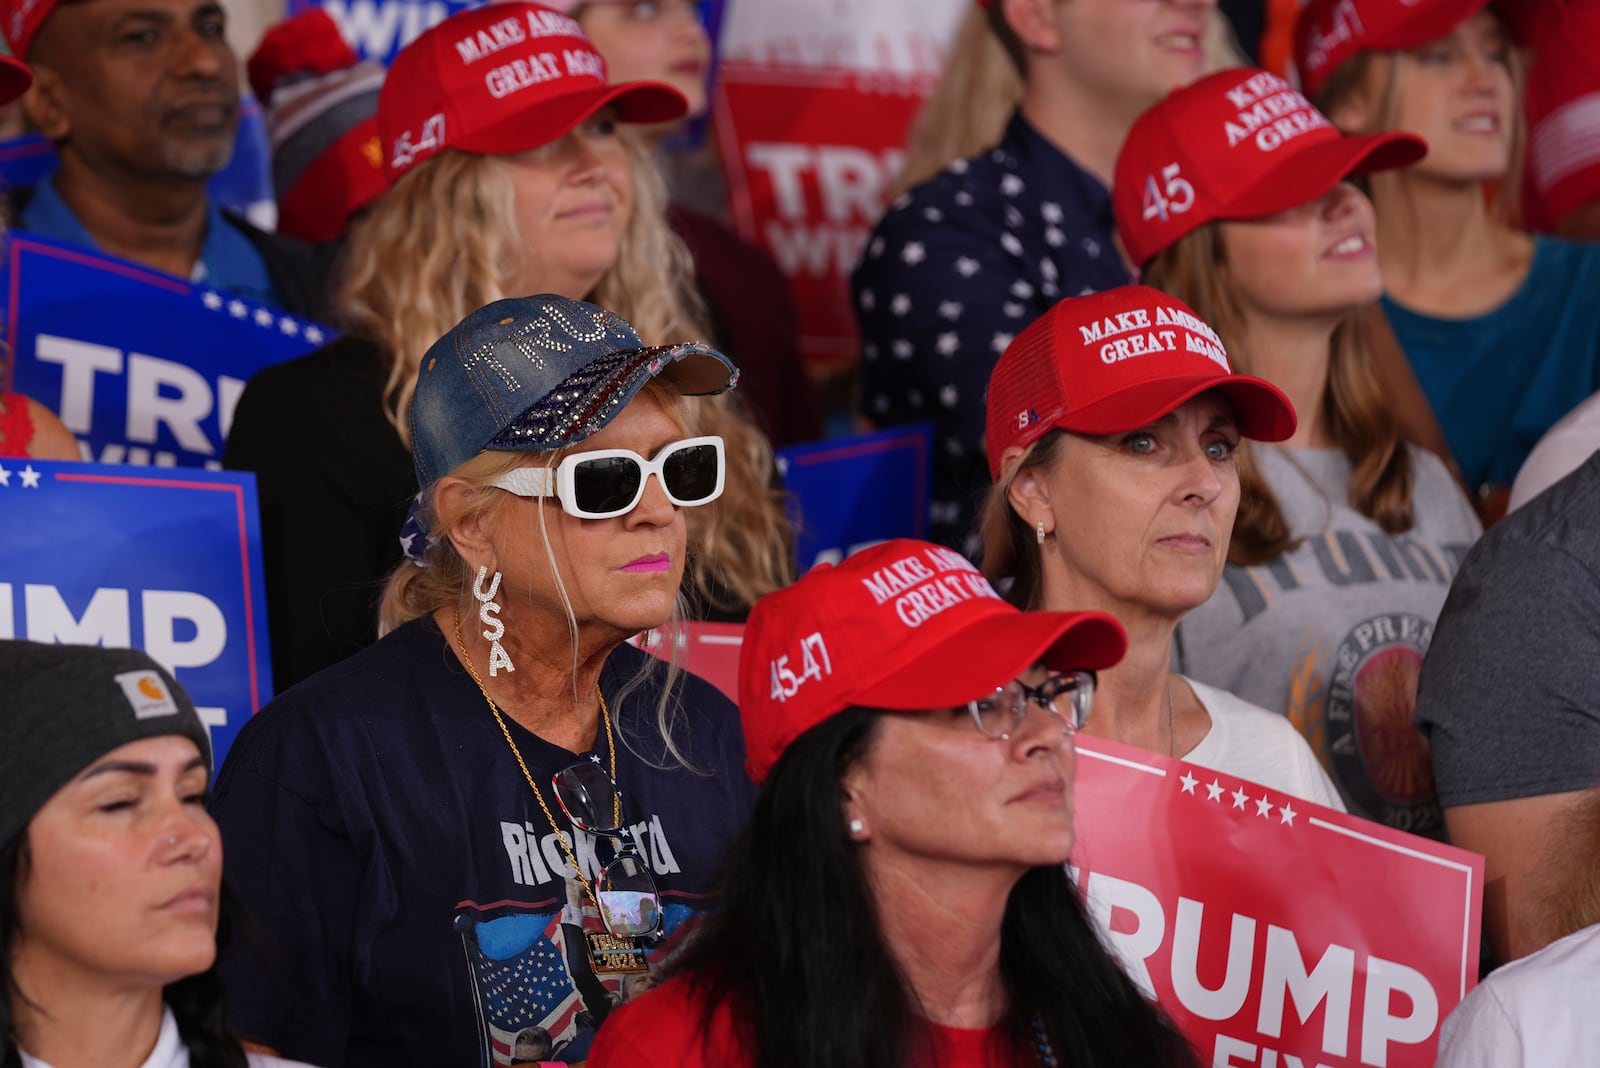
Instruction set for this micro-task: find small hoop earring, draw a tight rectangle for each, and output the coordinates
[1036,520,1047,546]
[474,565,515,676]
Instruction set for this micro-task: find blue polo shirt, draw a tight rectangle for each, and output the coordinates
[852,111,1132,555]
[20,173,280,307]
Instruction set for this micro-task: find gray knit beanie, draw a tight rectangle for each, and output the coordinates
[0,640,213,849]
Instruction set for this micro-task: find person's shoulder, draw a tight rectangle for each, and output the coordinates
[1469,453,1600,568]
[592,974,739,1065]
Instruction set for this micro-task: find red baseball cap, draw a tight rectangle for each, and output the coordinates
[1114,68,1425,267]
[738,539,1127,784]
[377,2,687,182]
[1294,0,1493,98]
[984,285,1297,478]
[2,0,54,61]
[0,54,28,105]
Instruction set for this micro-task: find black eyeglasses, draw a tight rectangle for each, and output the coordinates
[966,671,1096,739]
[490,436,725,519]
[550,762,662,939]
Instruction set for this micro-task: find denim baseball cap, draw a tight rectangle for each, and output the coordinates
[409,294,738,487]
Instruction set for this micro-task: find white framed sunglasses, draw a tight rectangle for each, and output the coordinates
[490,435,726,519]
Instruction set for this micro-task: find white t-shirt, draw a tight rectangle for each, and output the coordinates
[1434,923,1600,1066]
[19,1006,318,1068]
[1181,677,1347,812]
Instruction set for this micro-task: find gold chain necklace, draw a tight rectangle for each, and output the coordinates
[452,606,616,909]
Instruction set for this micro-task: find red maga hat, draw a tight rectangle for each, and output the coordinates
[1294,0,1494,98]
[738,539,1127,784]
[1114,68,1425,267]
[1,0,54,61]
[377,2,687,182]
[984,285,1297,478]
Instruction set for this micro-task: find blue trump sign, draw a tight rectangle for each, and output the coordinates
[2,233,332,468]
[776,424,932,573]
[0,459,273,766]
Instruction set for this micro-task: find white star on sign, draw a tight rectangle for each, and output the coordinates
[939,385,958,408]
[901,242,926,265]
[1279,803,1297,826]
[936,332,959,356]
[1082,237,1102,257]
[923,207,943,222]
[0,463,10,487]
[1179,771,1198,794]
[1041,201,1063,223]
[859,289,876,310]
[1003,302,1024,318]
[1232,786,1250,810]
[892,339,913,359]
[1206,779,1224,802]
[228,299,247,318]
[890,294,911,316]
[999,233,1023,256]
[990,332,1013,353]
[279,316,299,335]
[1000,173,1024,196]
[201,290,222,310]
[1011,280,1034,299]
[938,301,963,320]
[949,158,969,174]
[955,190,974,207]
[1255,795,1274,818]
[305,326,325,344]
[955,257,979,277]
[1045,227,1065,247]
[254,308,274,327]
[19,464,40,489]
[868,236,886,258]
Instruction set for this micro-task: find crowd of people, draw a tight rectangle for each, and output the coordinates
[4,0,1600,1065]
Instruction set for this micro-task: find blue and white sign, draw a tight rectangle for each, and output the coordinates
[2,233,332,468]
[0,459,274,765]
[776,423,932,573]
[290,0,479,65]
[0,98,276,228]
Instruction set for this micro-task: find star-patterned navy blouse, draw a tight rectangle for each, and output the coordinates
[852,111,1132,555]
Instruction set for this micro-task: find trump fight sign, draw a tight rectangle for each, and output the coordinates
[1072,736,1484,1068]
[0,459,273,766]
[3,233,331,469]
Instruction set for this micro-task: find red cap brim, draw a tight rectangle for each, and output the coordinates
[454,79,687,157]
[1064,374,1298,443]
[850,607,1128,711]
[0,56,32,108]
[1220,131,1427,221]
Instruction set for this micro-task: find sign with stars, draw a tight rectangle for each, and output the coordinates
[1071,735,1483,1068]
[0,458,272,768]
[2,233,333,469]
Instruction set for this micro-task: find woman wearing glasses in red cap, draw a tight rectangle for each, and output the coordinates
[588,538,1201,1067]
[212,294,759,1066]
[1107,69,1483,833]
[1295,0,1600,516]
[224,1,791,690]
[979,285,1343,806]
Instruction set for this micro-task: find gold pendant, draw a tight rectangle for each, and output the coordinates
[585,930,649,975]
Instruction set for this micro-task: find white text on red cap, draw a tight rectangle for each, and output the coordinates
[861,545,999,628]
[1303,1,1366,80]
[454,9,584,66]
[1078,305,1230,370]
[1224,72,1333,152]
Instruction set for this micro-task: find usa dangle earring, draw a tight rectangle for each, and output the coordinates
[474,565,515,676]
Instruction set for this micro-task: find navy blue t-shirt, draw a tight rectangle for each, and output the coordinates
[212,617,758,1067]
[852,111,1133,554]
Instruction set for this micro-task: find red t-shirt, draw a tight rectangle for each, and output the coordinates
[587,975,1036,1067]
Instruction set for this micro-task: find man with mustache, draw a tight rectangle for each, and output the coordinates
[2,0,323,318]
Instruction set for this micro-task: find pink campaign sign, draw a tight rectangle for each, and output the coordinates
[1071,736,1484,1068]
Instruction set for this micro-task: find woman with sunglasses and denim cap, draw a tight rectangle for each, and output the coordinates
[589,538,1201,1067]
[210,295,759,1067]
[977,285,1344,808]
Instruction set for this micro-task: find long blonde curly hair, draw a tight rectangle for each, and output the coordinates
[341,128,791,618]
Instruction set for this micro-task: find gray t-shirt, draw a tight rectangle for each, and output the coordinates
[1176,445,1481,836]
[1417,450,1600,807]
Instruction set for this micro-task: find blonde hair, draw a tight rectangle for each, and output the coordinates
[378,380,703,768]
[1312,18,1528,228]
[1141,223,1415,565]
[340,128,792,618]
[895,5,1247,196]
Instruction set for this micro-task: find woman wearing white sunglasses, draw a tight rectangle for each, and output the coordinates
[210,294,759,1067]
